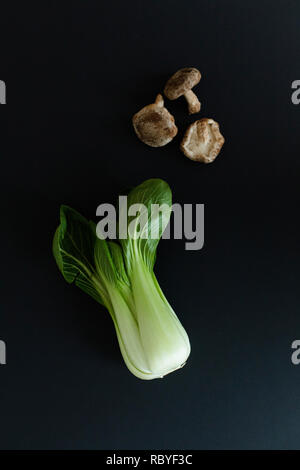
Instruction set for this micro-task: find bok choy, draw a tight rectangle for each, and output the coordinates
[53,179,190,379]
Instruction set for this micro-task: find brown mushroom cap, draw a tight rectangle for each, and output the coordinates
[132,94,178,147]
[164,68,201,100]
[180,118,225,163]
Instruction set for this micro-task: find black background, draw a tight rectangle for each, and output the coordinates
[1,0,300,450]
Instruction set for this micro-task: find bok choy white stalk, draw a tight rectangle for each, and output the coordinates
[53,179,190,380]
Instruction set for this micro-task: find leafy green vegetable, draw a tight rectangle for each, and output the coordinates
[53,179,190,380]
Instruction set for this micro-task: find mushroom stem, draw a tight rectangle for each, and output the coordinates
[154,94,164,107]
[184,90,201,114]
